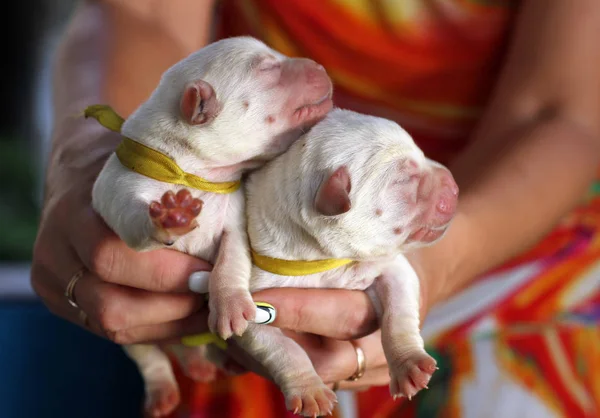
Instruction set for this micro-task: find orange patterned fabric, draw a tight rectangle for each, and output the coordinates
[165,1,600,417]
[217,0,517,165]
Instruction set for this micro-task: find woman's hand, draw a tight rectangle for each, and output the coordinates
[224,286,428,392]
[30,128,213,345]
[214,247,441,392]
[31,0,222,345]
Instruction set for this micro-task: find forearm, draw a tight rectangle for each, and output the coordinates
[409,0,600,309]
[45,2,116,204]
[411,116,600,307]
[46,0,215,200]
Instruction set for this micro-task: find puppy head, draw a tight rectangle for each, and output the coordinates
[130,37,333,166]
[296,109,458,258]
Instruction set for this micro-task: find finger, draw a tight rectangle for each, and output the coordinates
[71,206,211,292]
[30,263,109,339]
[107,311,211,345]
[329,366,390,392]
[286,331,386,384]
[252,288,378,339]
[72,270,205,333]
[210,333,389,391]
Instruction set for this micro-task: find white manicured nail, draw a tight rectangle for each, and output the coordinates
[188,271,210,293]
[252,303,276,324]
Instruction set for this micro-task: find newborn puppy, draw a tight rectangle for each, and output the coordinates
[91,36,332,416]
[242,108,458,416]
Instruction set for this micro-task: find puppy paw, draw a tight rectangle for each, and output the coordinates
[186,361,218,383]
[208,289,256,340]
[389,350,437,400]
[149,189,203,245]
[285,382,337,417]
[145,381,180,417]
[178,347,218,383]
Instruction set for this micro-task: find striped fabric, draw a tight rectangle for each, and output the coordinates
[166,1,600,417]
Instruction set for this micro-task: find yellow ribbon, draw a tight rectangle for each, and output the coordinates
[83,105,241,194]
[181,333,228,350]
[251,249,354,276]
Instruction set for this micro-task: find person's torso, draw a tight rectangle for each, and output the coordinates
[217,0,519,165]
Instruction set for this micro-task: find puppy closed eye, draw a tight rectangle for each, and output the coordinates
[392,176,413,186]
[257,55,281,72]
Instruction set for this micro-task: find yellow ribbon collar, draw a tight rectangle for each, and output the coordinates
[251,249,354,276]
[84,105,349,274]
[83,104,241,194]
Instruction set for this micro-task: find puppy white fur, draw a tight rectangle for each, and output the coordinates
[242,108,459,416]
[91,37,332,417]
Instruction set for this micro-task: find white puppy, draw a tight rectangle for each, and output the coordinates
[90,36,332,417]
[242,108,459,417]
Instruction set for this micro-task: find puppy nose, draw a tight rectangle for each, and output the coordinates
[436,195,456,215]
[435,173,458,216]
[441,172,459,196]
[302,59,327,80]
[303,58,325,72]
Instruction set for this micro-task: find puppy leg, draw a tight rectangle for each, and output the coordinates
[235,324,337,417]
[169,344,218,383]
[203,344,248,376]
[123,344,180,417]
[367,255,437,400]
[208,228,255,340]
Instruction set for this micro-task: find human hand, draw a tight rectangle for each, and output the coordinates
[217,254,440,392]
[31,128,212,345]
[216,288,388,392]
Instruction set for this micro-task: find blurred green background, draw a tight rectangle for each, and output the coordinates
[0,138,39,261]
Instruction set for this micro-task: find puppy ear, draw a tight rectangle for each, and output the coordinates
[315,166,352,216]
[180,80,220,125]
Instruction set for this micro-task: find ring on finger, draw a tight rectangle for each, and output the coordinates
[345,340,366,382]
[65,268,85,309]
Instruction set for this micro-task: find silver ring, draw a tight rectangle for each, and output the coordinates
[345,341,366,382]
[65,269,84,309]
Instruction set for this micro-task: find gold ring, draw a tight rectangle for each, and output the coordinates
[65,269,84,309]
[346,341,366,382]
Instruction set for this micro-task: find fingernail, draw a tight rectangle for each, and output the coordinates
[188,271,210,293]
[181,333,228,350]
[252,302,276,325]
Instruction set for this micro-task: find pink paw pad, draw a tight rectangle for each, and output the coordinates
[149,189,203,244]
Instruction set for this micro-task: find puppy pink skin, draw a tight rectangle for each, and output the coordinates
[91,37,332,417]
[240,108,458,415]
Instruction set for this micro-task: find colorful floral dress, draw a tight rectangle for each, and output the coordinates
[169,1,600,417]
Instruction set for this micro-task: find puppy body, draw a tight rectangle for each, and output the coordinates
[242,109,459,416]
[91,37,332,416]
